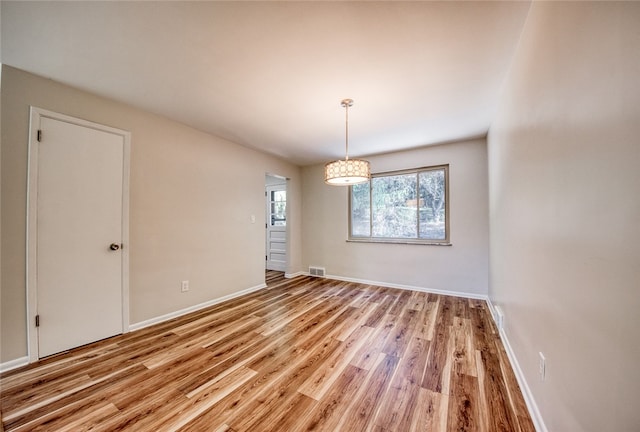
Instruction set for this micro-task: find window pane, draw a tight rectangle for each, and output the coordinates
[270,190,286,226]
[272,190,286,202]
[351,182,370,237]
[418,169,446,239]
[372,174,417,238]
[348,165,449,243]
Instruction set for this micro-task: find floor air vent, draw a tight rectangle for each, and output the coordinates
[309,266,326,277]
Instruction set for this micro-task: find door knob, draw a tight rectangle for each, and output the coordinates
[109,243,121,251]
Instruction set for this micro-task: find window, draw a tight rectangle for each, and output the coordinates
[269,189,286,226]
[349,165,449,244]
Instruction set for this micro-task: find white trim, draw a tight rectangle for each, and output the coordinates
[486,299,548,432]
[284,271,306,279]
[120,127,131,334]
[0,356,30,373]
[129,283,267,332]
[26,107,131,363]
[26,108,39,363]
[322,273,488,300]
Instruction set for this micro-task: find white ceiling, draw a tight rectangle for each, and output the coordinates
[1,1,531,166]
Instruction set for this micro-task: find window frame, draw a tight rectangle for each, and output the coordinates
[348,164,451,245]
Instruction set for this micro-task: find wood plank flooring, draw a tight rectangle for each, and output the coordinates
[0,273,534,431]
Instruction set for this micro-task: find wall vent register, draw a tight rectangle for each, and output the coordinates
[309,267,326,277]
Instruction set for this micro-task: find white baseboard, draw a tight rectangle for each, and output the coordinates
[284,271,306,279]
[0,356,29,373]
[486,299,548,432]
[323,273,489,301]
[129,283,267,332]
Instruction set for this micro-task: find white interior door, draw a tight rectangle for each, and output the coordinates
[265,183,287,272]
[30,109,129,358]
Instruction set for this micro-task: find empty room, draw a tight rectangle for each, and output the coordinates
[1,1,638,431]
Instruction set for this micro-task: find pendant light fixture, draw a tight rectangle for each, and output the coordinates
[324,99,371,185]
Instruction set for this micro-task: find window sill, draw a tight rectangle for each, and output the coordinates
[346,239,452,246]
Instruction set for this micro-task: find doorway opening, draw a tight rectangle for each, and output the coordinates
[265,174,287,274]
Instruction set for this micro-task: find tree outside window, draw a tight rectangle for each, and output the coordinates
[349,165,449,243]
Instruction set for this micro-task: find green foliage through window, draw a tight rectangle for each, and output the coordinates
[350,165,449,243]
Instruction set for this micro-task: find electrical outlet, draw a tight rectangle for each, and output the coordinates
[181,280,189,292]
[539,352,546,381]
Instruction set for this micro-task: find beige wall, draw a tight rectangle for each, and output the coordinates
[488,2,640,431]
[302,138,489,295]
[1,65,302,362]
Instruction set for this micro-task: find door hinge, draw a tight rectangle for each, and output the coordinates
[37,130,42,142]
[266,255,268,261]
[35,314,40,327]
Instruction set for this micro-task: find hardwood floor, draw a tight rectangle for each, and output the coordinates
[265,269,285,285]
[0,273,534,431]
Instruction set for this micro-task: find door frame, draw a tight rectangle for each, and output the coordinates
[265,174,289,273]
[26,107,131,362]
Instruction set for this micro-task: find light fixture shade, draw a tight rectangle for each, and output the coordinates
[324,159,371,185]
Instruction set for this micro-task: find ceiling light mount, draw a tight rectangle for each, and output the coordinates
[324,99,371,185]
[341,98,354,109]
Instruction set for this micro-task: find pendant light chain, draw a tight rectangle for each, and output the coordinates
[345,100,349,161]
